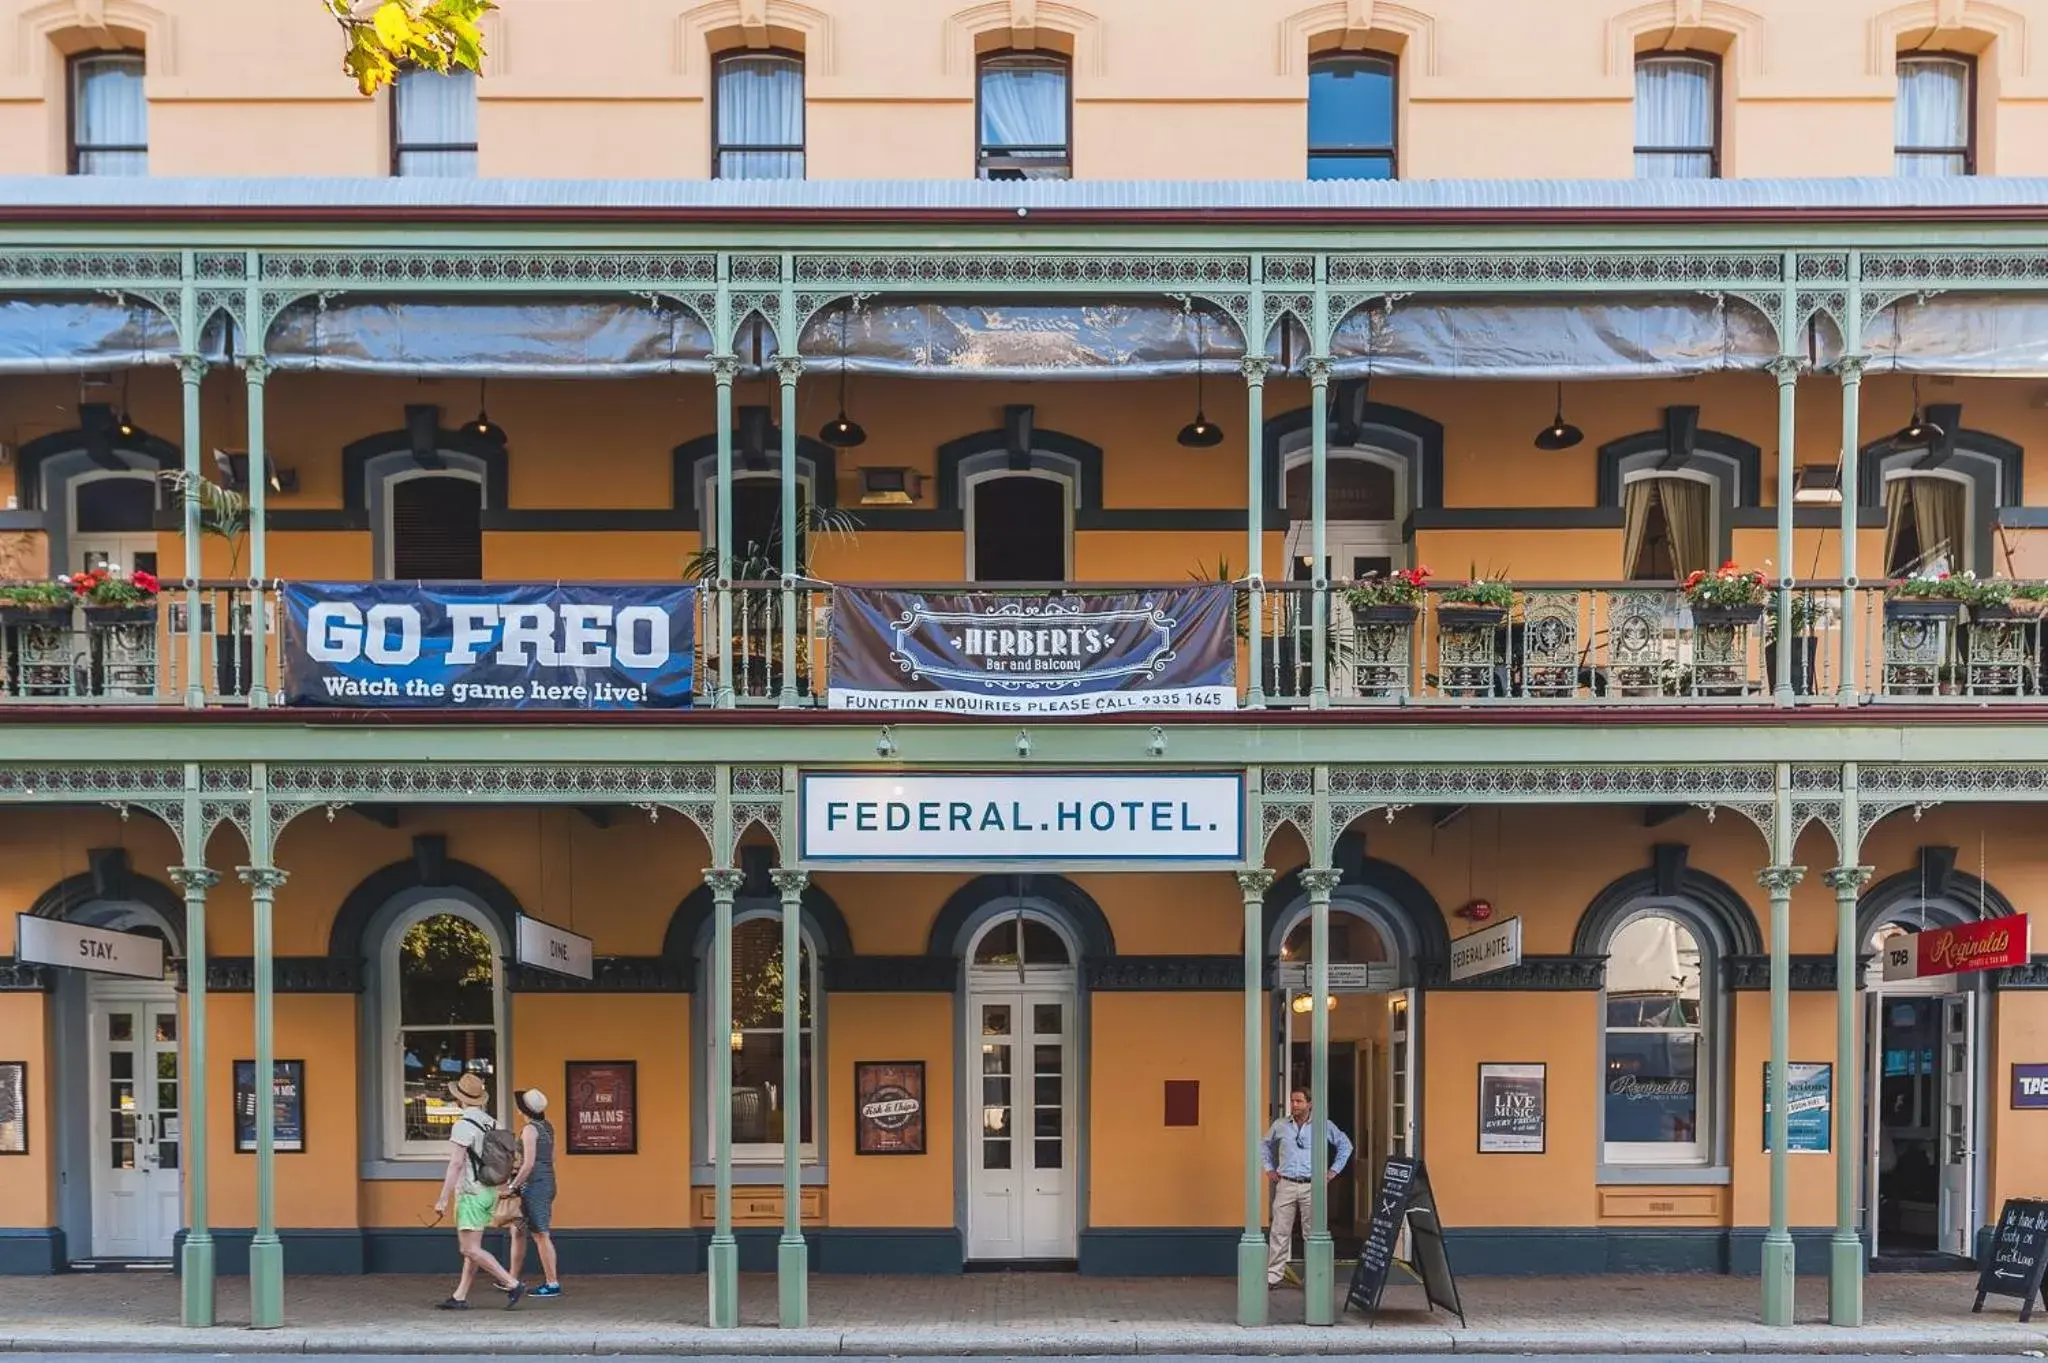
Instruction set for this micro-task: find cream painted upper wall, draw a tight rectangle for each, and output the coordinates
[0,0,2044,179]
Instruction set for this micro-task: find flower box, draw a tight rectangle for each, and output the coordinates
[0,604,71,627]
[1436,604,1507,630]
[83,605,157,626]
[1691,604,1765,627]
[1885,598,1964,622]
[1352,604,1417,626]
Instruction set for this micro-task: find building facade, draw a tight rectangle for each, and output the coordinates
[3,0,2048,1337]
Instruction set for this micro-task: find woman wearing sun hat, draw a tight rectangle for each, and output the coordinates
[506,1089,562,1296]
[432,1072,524,1310]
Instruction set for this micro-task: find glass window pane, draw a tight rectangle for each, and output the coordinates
[975,925,1019,967]
[983,1103,1008,1135]
[108,1013,133,1042]
[156,1050,177,1080]
[1032,1001,1063,1035]
[157,1141,179,1170]
[111,1053,134,1080]
[1896,57,1968,154]
[1034,1136,1062,1169]
[1607,916,1701,997]
[1033,1105,1062,1137]
[1604,1032,1699,1142]
[155,1012,176,1043]
[401,1027,496,1142]
[1034,1043,1062,1076]
[981,1004,1012,1035]
[731,1028,812,1145]
[73,54,147,174]
[982,1042,1011,1076]
[1034,1074,1061,1106]
[984,1137,1011,1169]
[1895,151,1967,178]
[716,54,804,180]
[158,1081,178,1110]
[397,149,478,178]
[1308,56,1394,151]
[76,477,155,533]
[399,914,496,1025]
[395,67,477,176]
[983,1076,1011,1108]
[111,1139,134,1168]
[979,55,1068,152]
[1635,57,1714,152]
[1022,921,1068,966]
[1308,152,1394,181]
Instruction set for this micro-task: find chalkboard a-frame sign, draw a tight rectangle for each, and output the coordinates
[1344,1155,1466,1326]
[1976,1198,2048,1322]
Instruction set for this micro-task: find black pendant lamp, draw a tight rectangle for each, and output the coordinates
[464,379,505,444]
[819,309,867,449]
[115,374,138,439]
[1533,382,1584,451]
[1897,376,1944,445]
[1176,314,1225,448]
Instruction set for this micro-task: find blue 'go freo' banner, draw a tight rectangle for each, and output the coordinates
[282,582,695,710]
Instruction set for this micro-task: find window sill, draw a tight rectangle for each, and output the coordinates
[691,1163,828,1186]
[1597,1164,1731,1186]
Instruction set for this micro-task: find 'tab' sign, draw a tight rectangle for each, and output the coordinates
[2013,1065,2048,1110]
[283,583,695,709]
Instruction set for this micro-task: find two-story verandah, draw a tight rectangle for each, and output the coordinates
[5,179,2048,1334]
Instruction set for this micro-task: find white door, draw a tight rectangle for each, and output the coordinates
[1939,992,1976,1257]
[967,992,1076,1260]
[88,987,182,1260]
[70,472,160,578]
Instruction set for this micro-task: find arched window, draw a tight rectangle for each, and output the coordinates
[70,51,146,176]
[972,914,1074,967]
[1634,53,1718,179]
[1307,53,1397,180]
[1884,470,1971,576]
[392,67,478,177]
[966,469,1072,582]
[978,51,1070,180]
[1602,912,1711,1165]
[714,51,805,180]
[380,902,505,1160]
[1896,54,1974,177]
[720,912,818,1160]
[69,470,159,577]
[1622,472,1715,580]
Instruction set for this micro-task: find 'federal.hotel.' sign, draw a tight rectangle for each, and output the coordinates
[800,772,1244,865]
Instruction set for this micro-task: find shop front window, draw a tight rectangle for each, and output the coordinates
[725,914,816,1159]
[1603,913,1709,1164]
[386,908,502,1157]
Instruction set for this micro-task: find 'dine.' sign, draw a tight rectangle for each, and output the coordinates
[1882,917,2032,982]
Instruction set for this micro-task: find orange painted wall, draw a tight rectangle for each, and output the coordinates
[0,993,55,1226]
[1991,992,2048,1214]
[1726,992,1842,1230]
[1087,992,1243,1228]
[825,994,954,1228]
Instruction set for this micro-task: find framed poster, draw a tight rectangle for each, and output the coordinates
[565,1060,637,1155]
[0,1061,25,1155]
[1763,1061,1832,1153]
[1477,1063,1545,1153]
[233,1059,305,1154]
[854,1061,926,1155]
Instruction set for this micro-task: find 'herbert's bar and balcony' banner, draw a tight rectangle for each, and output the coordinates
[828,587,1235,713]
[282,582,695,709]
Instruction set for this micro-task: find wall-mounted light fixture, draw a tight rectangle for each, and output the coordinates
[1792,465,1843,506]
[858,466,923,506]
[212,448,297,495]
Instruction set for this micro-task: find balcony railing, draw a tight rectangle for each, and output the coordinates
[2,578,2044,711]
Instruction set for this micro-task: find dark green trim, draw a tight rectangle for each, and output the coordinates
[1441,1226,1849,1276]
[0,509,47,530]
[28,847,186,958]
[481,509,693,532]
[182,956,364,993]
[1085,955,1243,990]
[0,958,51,991]
[927,874,1115,959]
[815,1227,962,1274]
[936,424,1104,512]
[1411,508,1623,531]
[1573,845,1764,957]
[1437,954,1605,991]
[1995,955,2048,989]
[850,508,962,531]
[1078,1227,1237,1275]
[341,419,511,512]
[507,956,689,992]
[326,835,524,959]
[15,418,178,511]
[1076,509,1248,532]
[242,509,369,532]
[362,1226,700,1275]
[0,1227,64,1274]
[1730,508,1886,530]
[171,1228,366,1276]
[672,417,840,514]
[1998,508,2048,528]
[1597,408,1762,507]
[1727,954,1841,991]
[826,954,957,992]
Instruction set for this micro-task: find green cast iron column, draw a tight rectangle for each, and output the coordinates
[240,859,287,1326]
[705,866,743,1327]
[1771,354,1798,706]
[176,351,206,708]
[771,868,809,1326]
[1243,358,1270,710]
[1829,762,1870,1325]
[1837,342,1865,707]
[1236,867,1275,1325]
[776,355,802,709]
[1306,358,1332,710]
[1760,768,1803,1327]
[172,855,218,1327]
[1301,866,1342,1324]
[243,358,271,708]
[713,357,738,708]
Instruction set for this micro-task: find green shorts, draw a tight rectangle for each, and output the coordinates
[456,1191,496,1232]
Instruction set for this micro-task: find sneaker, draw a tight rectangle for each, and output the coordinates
[504,1283,526,1309]
[1283,1264,1303,1287]
[531,1284,562,1298]
[434,1298,469,1311]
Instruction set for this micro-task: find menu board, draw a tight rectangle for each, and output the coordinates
[565,1060,637,1155]
[1976,1198,2048,1321]
[1345,1156,1465,1325]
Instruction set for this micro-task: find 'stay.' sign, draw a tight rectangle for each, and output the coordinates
[1883,917,2032,982]
[15,914,164,980]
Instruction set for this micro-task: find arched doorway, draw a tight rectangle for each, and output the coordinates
[963,909,1079,1261]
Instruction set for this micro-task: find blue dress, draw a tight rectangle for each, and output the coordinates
[519,1119,557,1233]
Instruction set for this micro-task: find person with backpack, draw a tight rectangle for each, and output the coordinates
[432,1072,525,1310]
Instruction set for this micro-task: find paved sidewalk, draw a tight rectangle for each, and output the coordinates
[3,1270,2044,1354]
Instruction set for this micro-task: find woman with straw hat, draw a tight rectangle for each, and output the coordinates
[431,1072,524,1309]
[506,1088,562,1297]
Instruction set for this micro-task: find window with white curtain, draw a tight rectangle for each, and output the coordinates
[978,52,1070,180]
[714,51,804,180]
[1307,53,1398,180]
[1634,54,1718,179]
[393,68,478,177]
[70,52,147,175]
[1895,54,1973,177]
[1602,913,1712,1165]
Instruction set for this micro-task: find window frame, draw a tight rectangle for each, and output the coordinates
[68,49,147,176]
[976,49,1073,181]
[711,48,806,181]
[389,66,480,178]
[377,899,507,1164]
[1598,907,1721,1172]
[711,908,822,1166]
[372,459,487,581]
[1632,51,1722,179]
[1306,51,1399,181]
[1894,52,1976,177]
[963,465,1076,583]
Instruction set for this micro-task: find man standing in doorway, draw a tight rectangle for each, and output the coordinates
[1263,1086,1352,1289]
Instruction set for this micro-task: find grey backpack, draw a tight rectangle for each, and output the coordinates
[462,1114,519,1187]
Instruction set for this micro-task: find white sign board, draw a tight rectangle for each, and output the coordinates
[1275,961,1399,992]
[515,914,593,982]
[801,772,1244,865]
[1449,916,1523,983]
[15,914,165,980]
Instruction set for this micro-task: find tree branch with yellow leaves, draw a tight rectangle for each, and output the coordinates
[324,0,495,96]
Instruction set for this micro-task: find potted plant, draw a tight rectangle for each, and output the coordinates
[68,566,161,621]
[1682,560,1770,626]
[160,469,257,695]
[1343,566,1430,625]
[1437,577,1514,630]
[70,568,161,697]
[0,579,76,623]
[1764,592,1822,696]
[683,504,859,700]
[1885,571,1970,621]
[0,580,79,697]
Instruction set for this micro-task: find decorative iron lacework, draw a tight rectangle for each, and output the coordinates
[1324,250,1785,290]
[0,250,182,286]
[0,764,185,799]
[1860,250,2048,287]
[265,762,719,801]
[1860,764,2048,799]
[1325,764,1776,802]
[257,250,719,288]
[791,251,1253,290]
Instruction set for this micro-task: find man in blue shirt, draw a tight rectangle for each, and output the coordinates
[1261,1086,1353,1288]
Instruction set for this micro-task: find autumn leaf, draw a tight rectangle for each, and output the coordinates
[326,0,495,95]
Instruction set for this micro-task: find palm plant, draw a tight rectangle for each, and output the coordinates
[158,469,255,693]
[684,504,860,699]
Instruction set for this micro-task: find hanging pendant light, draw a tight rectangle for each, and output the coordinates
[819,308,867,448]
[464,379,505,444]
[115,373,138,439]
[1533,382,1584,451]
[1176,313,1225,448]
[1896,376,1944,445]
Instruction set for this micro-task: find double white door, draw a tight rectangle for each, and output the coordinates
[1865,989,1975,1259]
[89,988,183,1259]
[967,990,1077,1260]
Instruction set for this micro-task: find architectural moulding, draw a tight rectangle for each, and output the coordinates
[1604,0,1767,80]
[1278,0,1437,78]
[1867,1,2029,79]
[11,0,176,78]
[677,0,837,78]
[942,2,1103,79]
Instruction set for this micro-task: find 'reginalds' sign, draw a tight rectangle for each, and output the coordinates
[1882,917,2032,982]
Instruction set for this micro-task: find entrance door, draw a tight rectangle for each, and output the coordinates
[88,986,182,1259]
[967,992,1076,1260]
[1939,993,1976,1255]
[1867,989,1976,1261]
[70,473,160,578]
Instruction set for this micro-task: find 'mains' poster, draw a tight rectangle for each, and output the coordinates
[828,587,1236,714]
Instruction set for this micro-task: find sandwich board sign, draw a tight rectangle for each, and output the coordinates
[1345,1155,1465,1326]
[1975,1198,2048,1322]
